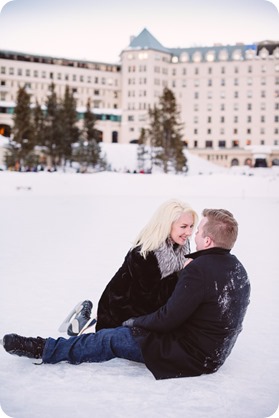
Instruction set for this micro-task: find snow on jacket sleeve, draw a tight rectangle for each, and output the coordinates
[133,262,205,333]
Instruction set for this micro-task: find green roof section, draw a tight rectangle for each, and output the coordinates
[127,28,169,53]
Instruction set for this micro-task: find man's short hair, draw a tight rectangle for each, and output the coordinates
[202,209,238,249]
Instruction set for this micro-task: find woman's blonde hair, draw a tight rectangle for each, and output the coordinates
[132,199,198,258]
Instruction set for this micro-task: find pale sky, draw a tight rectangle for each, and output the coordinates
[0,0,279,63]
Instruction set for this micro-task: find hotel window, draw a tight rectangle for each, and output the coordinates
[275,78,279,85]
[220,128,225,135]
[194,92,199,99]
[220,116,225,123]
[207,91,212,99]
[261,115,265,123]
[194,104,199,111]
[34,70,38,78]
[17,68,22,76]
[194,67,199,74]
[205,140,213,148]
[234,103,239,111]
[194,129,198,135]
[220,91,225,99]
[221,79,225,86]
[234,91,239,98]
[234,66,239,73]
[207,103,212,111]
[261,103,266,110]
[247,90,252,98]
[219,140,226,147]
[234,78,239,86]
[9,67,14,75]
[247,128,252,134]
[247,103,252,110]
[208,116,212,123]
[221,66,225,74]
[233,129,238,134]
[232,140,239,147]
[275,128,279,134]
[234,116,238,123]
[207,129,212,134]
[194,116,199,124]
[275,115,279,122]
[248,65,252,73]
[1,67,6,74]
[260,128,265,134]
[261,91,266,98]
[26,69,30,76]
[220,104,225,111]
[208,67,212,74]
[247,116,252,123]
[73,75,76,81]
[57,73,62,80]
[260,140,265,145]
[261,65,266,73]
[261,77,266,85]
[194,79,200,87]
[208,79,212,86]
[275,103,279,110]
[247,78,252,85]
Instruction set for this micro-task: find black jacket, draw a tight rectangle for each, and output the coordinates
[132,248,250,380]
[96,246,179,331]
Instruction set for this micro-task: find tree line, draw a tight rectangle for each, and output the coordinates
[6,85,188,174]
[6,83,105,171]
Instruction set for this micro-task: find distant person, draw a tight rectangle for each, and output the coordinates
[66,199,198,335]
[3,208,250,380]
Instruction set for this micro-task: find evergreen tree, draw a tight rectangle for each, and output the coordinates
[32,100,45,146]
[12,86,34,161]
[84,98,97,141]
[43,83,64,166]
[139,88,187,174]
[61,85,79,163]
[73,98,105,171]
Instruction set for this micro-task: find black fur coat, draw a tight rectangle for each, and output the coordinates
[96,239,190,331]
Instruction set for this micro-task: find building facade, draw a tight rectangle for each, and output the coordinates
[1,28,279,167]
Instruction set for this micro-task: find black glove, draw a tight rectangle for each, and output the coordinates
[122,318,135,327]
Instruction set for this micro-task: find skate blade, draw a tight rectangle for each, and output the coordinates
[58,301,84,333]
[78,318,97,335]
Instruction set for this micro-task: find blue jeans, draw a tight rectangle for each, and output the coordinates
[42,326,144,365]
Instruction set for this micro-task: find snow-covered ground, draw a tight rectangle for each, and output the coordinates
[0,145,279,418]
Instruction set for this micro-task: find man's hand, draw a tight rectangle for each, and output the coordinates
[122,318,135,327]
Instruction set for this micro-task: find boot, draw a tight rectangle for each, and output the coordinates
[3,333,46,359]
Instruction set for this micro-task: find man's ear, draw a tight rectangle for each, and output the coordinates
[204,236,213,248]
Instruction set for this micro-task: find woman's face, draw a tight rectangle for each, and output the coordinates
[170,212,194,246]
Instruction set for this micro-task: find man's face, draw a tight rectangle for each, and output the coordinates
[195,217,208,251]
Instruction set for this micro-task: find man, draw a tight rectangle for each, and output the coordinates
[3,209,250,380]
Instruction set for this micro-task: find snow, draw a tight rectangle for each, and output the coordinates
[0,145,279,418]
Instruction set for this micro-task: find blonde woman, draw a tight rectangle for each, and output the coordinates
[95,199,198,331]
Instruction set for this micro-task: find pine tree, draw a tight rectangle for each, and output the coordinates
[139,88,188,174]
[61,85,79,163]
[73,98,106,171]
[12,86,34,161]
[32,100,45,146]
[43,83,64,166]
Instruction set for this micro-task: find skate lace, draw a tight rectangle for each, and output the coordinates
[81,301,92,320]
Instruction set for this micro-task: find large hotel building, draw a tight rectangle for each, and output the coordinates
[0,28,279,167]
